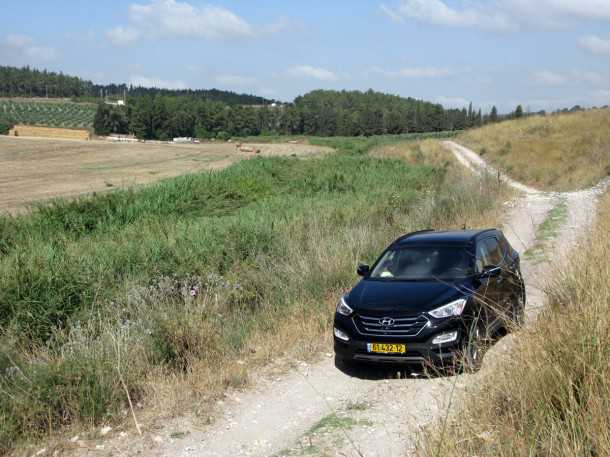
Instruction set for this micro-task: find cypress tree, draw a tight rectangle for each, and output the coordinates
[490,106,498,123]
[514,105,524,119]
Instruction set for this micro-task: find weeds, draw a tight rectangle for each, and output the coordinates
[0,137,505,452]
[419,190,610,457]
[524,197,568,262]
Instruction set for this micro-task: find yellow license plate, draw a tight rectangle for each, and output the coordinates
[367,343,406,354]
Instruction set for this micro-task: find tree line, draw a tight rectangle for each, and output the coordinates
[95,89,495,139]
[0,65,273,105]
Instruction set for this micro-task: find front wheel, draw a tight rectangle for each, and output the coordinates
[461,321,486,373]
[509,294,525,329]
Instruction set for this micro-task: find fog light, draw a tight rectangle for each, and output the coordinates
[334,327,350,342]
[432,330,458,345]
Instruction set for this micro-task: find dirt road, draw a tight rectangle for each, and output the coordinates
[0,136,330,214]
[67,141,607,457]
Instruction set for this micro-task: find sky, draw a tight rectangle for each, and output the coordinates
[2,0,610,113]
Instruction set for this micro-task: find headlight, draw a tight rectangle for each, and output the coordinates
[336,296,353,316]
[432,330,458,344]
[334,327,350,341]
[428,298,467,319]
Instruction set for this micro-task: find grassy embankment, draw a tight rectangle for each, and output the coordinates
[420,194,610,456]
[458,108,610,190]
[0,134,504,453]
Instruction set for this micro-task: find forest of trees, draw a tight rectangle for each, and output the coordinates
[0,66,273,105]
[2,65,538,140]
[94,90,490,139]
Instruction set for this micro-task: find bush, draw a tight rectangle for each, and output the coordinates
[0,117,13,135]
[216,130,230,141]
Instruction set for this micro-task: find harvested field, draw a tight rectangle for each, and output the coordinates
[0,136,331,213]
[10,125,91,140]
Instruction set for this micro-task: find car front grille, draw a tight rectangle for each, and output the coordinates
[353,314,428,337]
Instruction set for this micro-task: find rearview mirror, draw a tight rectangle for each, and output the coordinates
[479,265,501,279]
[357,263,370,277]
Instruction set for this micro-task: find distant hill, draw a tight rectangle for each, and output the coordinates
[0,65,275,106]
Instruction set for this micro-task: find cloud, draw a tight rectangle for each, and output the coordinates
[108,0,291,46]
[572,70,604,84]
[2,33,58,62]
[107,27,140,46]
[286,65,339,81]
[129,0,252,40]
[579,35,610,55]
[531,70,567,85]
[435,95,469,108]
[383,0,610,31]
[398,66,455,78]
[380,4,405,23]
[590,89,610,103]
[368,65,469,78]
[129,75,187,89]
[531,69,605,86]
[5,33,33,48]
[215,74,256,87]
[384,0,513,31]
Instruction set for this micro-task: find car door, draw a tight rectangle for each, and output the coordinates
[481,236,512,330]
[474,238,501,331]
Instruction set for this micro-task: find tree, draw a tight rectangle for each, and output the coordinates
[0,116,13,135]
[93,103,112,135]
[514,105,524,119]
[490,106,498,123]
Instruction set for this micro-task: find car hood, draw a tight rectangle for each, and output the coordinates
[346,278,472,315]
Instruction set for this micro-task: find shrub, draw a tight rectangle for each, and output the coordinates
[0,117,13,135]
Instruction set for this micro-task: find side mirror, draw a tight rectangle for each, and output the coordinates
[357,263,370,277]
[479,265,501,279]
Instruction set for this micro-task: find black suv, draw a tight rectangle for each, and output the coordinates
[333,229,525,372]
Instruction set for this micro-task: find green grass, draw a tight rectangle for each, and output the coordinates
[0,136,504,453]
[524,197,568,262]
[236,131,460,146]
[308,413,370,434]
[0,99,96,129]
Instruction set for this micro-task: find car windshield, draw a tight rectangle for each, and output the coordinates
[370,246,473,280]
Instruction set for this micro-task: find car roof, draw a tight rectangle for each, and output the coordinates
[393,229,498,246]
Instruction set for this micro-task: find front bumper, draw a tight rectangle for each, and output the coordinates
[333,316,465,367]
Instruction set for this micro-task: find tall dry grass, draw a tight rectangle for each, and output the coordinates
[419,190,610,457]
[458,108,610,191]
[0,138,507,454]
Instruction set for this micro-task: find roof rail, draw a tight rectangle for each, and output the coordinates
[476,228,497,236]
[394,228,435,243]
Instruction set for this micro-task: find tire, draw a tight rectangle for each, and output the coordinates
[509,294,525,330]
[462,321,486,373]
[334,354,355,371]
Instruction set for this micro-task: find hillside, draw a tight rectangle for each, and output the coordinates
[0,65,275,105]
[458,108,610,190]
[0,98,96,129]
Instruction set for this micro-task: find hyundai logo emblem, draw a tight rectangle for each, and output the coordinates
[379,317,395,327]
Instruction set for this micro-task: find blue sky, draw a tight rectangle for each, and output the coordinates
[2,0,610,113]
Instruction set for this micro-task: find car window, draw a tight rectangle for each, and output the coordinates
[370,246,473,280]
[475,241,491,273]
[483,237,503,265]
